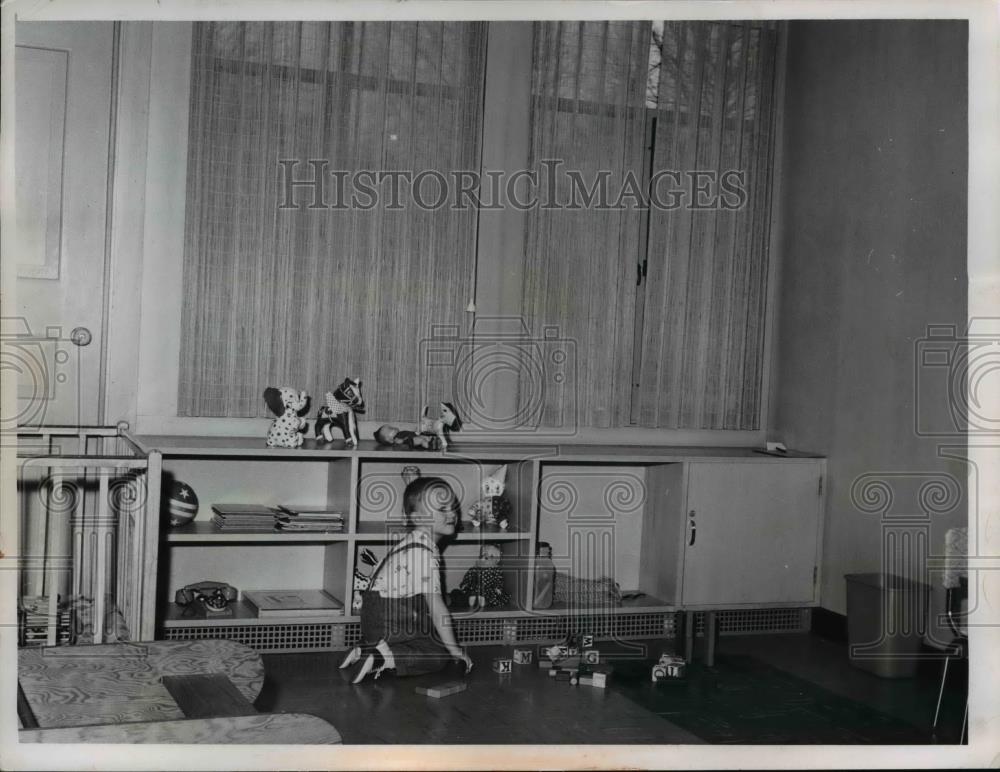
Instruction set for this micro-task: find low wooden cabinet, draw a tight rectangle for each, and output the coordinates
[124,433,825,650]
[678,461,824,608]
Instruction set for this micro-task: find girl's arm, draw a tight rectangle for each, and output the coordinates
[426,591,473,670]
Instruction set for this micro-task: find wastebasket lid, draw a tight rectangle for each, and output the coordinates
[845,572,930,592]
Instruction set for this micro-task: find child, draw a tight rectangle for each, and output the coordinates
[340,477,473,682]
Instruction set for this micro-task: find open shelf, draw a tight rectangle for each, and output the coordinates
[165,521,348,543]
[161,598,347,628]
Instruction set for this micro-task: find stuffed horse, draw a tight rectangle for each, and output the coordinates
[263,386,310,448]
[315,377,365,447]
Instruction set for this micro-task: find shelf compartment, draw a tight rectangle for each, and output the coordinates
[356,459,536,534]
[160,456,353,534]
[534,462,683,611]
[165,521,349,543]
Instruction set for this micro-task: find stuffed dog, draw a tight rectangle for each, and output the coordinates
[263,386,310,448]
[419,402,463,451]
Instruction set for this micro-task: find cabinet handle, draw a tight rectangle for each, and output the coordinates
[688,509,696,546]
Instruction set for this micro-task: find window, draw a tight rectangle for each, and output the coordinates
[179,20,781,431]
[178,22,487,418]
[520,20,781,430]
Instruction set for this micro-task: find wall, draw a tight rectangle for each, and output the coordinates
[773,21,968,617]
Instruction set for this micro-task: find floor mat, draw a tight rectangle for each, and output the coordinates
[609,654,929,744]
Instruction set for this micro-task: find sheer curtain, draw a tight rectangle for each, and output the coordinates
[179,22,487,419]
[519,21,651,429]
[637,21,780,429]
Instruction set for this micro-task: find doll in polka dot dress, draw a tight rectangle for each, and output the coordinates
[454,543,510,609]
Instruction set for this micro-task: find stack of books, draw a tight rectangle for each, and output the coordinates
[275,504,345,533]
[242,589,344,618]
[211,503,279,532]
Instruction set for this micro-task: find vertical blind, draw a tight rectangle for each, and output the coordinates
[522,20,780,430]
[637,21,780,429]
[519,21,651,429]
[179,22,487,419]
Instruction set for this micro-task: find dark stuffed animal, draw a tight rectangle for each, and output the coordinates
[315,377,365,447]
[453,543,510,609]
[374,425,439,450]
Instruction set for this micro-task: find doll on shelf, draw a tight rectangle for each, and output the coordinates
[450,543,510,610]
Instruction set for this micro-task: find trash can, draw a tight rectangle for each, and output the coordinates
[845,572,930,678]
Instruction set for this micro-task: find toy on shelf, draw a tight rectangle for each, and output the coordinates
[374,424,438,450]
[450,544,510,610]
[583,649,600,665]
[263,386,310,448]
[175,580,238,618]
[419,402,463,451]
[315,377,365,447]
[351,547,379,612]
[166,480,199,528]
[651,653,687,682]
[467,465,512,529]
[532,541,556,609]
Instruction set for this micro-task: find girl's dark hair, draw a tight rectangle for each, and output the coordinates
[402,476,460,526]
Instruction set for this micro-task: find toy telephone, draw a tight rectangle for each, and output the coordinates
[175,580,238,617]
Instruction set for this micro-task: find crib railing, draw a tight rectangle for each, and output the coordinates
[16,425,160,644]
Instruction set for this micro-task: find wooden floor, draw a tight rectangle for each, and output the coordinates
[255,633,964,744]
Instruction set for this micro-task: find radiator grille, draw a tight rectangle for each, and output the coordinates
[160,608,810,652]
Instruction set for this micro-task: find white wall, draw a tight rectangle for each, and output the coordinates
[772,21,968,627]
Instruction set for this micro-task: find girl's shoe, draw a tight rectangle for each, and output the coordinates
[350,646,386,684]
[338,646,362,669]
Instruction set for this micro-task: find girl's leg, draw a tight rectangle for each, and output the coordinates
[385,636,451,677]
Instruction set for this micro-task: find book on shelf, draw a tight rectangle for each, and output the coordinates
[277,504,345,517]
[274,504,344,532]
[242,589,344,618]
[211,503,279,516]
[211,503,279,532]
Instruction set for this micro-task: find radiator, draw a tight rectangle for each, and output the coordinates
[16,427,154,646]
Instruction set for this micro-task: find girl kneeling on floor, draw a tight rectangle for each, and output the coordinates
[341,476,474,682]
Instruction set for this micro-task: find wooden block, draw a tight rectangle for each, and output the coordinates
[583,649,600,664]
[513,648,533,665]
[492,658,512,674]
[579,672,608,688]
[581,635,594,648]
[415,680,467,699]
[161,674,257,719]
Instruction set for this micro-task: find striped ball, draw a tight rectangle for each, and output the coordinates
[167,480,199,527]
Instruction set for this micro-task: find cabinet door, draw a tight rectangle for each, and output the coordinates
[681,461,823,607]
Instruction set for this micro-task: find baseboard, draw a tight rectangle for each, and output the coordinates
[810,607,848,642]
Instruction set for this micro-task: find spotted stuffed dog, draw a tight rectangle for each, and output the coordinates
[263,386,310,448]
